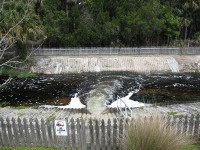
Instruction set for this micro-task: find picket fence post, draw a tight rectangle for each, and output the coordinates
[0,115,200,149]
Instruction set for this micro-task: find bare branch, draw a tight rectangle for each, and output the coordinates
[0,40,16,59]
[0,56,18,67]
[0,0,5,12]
[0,0,33,44]
[0,14,27,44]
[0,77,12,88]
[0,39,44,68]
[0,0,43,87]
[0,18,4,24]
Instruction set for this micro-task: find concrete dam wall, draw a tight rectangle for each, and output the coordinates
[31,55,200,74]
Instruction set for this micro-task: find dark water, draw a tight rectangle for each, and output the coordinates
[0,72,200,106]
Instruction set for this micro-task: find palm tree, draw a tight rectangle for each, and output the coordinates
[0,0,45,59]
[181,0,200,41]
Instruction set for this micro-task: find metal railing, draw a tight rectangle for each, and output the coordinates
[116,96,133,118]
[32,47,200,56]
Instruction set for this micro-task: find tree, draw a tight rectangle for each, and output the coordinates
[0,0,45,86]
[39,0,200,47]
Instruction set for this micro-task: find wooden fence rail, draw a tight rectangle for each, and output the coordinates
[32,47,200,56]
[0,115,200,149]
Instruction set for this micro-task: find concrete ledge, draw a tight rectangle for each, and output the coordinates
[31,55,200,74]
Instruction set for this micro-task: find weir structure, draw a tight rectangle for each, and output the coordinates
[31,47,200,74]
[30,47,200,118]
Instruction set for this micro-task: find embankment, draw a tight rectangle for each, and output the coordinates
[30,55,200,74]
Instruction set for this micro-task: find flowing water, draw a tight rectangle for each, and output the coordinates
[0,72,200,107]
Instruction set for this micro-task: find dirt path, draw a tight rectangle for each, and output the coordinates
[1,102,200,120]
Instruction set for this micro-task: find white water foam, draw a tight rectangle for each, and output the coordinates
[39,94,86,109]
[108,89,146,108]
[55,63,62,74]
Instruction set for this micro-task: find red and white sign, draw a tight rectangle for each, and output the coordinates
[55,120,68,136]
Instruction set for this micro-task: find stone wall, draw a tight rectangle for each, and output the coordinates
[30,55,200,74]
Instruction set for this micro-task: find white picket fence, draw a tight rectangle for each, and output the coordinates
[0,115,200,149]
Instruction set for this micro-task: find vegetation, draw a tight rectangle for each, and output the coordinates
[34,0,200,47]
[3,0,200,48]
[15,105,28,110]
[0,67,37,78]
[181,144,200,150]
[0,147,56,150]
[1,0,200,76]
[0,101,10,107]
[10,72,37,78]
[168,111,178,116]
[0,0,45,59]
[122,117,195,150]
[47,113,56,121]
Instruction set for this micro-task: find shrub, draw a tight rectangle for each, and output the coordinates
[122,117,195,150]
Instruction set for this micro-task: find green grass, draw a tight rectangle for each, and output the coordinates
[0,147,77,150]
[11,72,37,78]
[181,143,200,150]
[0,67,37,78]
[47,113,56,121]
[168,111,178,116]
[15,105,28,110]
[0,147,56,150]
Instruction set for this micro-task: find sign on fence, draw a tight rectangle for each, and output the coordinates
[55,120,68,136]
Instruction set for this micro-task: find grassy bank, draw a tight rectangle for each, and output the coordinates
[0,67,36,78]
[0,147,55,150]
[0,145,200,150]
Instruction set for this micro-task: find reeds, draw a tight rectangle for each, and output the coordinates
[122,117,195,150]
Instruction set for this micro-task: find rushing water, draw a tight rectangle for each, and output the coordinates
[0,72,200,106]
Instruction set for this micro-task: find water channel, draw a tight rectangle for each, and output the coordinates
[0,72,200,108]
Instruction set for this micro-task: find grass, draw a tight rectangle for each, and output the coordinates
[54,109,60,112]
[11,72,37,78]
[0,147,55,150]
[181,142,200,150]
[0,145,199,150]
[47,113,56,121]
[0,147,78,150]
[122,117,195,150]
[168,111,178,116]
[15,105,28,110]
[0,67,37,78]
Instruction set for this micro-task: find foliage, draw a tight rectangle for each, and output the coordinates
[0,0,45,59]
[122,117,195,150]
[38,0,200,47]
[193,32,200,41]
[2,0,200,47]
[0,101,10,107]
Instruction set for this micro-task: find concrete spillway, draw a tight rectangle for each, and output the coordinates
[31,55,200,74]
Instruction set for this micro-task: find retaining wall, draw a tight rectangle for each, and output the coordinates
[31,56,171,74]
[31,48,200,74]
